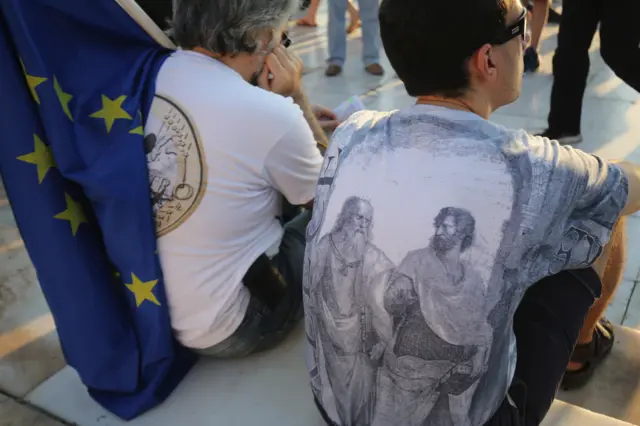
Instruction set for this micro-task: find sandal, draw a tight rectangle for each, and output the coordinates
[561,318,615,391]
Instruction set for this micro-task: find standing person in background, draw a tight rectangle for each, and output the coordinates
[523,0,550,72]
[297,0,361,35]
[325,0,383,77]
[539,0,640,144]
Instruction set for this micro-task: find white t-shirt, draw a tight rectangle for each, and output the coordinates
[304,105,627,425]
[144,50,322,349]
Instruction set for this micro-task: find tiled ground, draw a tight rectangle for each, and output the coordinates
[1,4,640,425]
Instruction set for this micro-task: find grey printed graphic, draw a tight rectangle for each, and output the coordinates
[305,107,625,426]
[373,207,491,425]
[309,197,395,425]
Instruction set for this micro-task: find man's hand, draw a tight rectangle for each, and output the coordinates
[312,105,341,132]
[258,46,303,98]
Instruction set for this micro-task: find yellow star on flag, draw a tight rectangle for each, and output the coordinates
[129,110,143,135]
[125,273,160,307]
[16,134,56,183]
[54,193,88,236]
[90,95,132,133]
[53,76,73,122]
[20,59,47,105]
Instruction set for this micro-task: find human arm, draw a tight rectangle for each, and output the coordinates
[611,160,640,216]
[292,92,334,151]
[263,113,323,206]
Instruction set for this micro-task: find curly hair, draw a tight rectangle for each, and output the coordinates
[434,207,476,252]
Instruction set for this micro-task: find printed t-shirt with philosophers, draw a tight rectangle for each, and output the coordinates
[303,105,628,425]
[143,50,323,349]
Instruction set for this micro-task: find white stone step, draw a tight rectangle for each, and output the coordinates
[542,401,633,426]
[557,325,640,424]
[23,324,640,426]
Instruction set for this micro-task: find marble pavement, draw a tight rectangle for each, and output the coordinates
[1,8,640,426]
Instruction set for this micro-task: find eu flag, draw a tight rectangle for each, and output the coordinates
[0,0,196,419]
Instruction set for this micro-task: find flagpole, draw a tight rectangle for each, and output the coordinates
[114,0,176,49]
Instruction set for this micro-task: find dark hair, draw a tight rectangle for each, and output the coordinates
[434,207,476,252]
[379,0,510,97]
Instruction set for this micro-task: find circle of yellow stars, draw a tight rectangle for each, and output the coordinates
[18,59,160,309]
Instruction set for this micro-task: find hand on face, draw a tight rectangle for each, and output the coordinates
[258,45,303,98]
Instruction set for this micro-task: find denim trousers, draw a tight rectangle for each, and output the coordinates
[327,0,381,66]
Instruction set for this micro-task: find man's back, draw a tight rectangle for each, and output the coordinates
[145,50,321,349]
[304,105,627,425]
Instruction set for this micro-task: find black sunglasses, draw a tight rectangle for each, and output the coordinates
[490,9,527,45]
[281,32,292,48]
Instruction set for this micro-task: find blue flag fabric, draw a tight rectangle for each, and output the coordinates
[0,0,196,419]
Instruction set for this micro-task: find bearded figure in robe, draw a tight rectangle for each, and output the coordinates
[373,207,493,426]
[309,196,395,426]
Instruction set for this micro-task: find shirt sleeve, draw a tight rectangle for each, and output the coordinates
[524,136,628,278]
[263,112,323,206]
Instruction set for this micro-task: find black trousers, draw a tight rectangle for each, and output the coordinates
[136,0,173,29]
[548,0,640,134]
[315,268,602,426]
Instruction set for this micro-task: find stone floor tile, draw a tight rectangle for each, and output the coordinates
[0,394,68,426]
[607,280,635,325]
[557,326,640,425]
[0,194,65,397]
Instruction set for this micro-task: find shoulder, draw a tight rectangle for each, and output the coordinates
[330,110,394,147]
[398,247,437,268]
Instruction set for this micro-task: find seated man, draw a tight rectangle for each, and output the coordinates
[303,0,639,425]
[144,0,338,357]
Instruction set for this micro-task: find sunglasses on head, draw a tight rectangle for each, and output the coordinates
[281,32,292,48]
[490,9,527,45]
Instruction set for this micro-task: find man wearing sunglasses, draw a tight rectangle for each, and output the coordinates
[143,0,342,360]
[304,0,640,425]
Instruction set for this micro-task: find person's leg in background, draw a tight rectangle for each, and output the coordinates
[599,0,640,92]
[505,219,625,425]
[540,0,601,144]
[326,0,348,76]
[357,0,383,76]
[298,0,322,27]
[524,0,550,72]
[298,0,361,34]
[562,217,626,389]
[346,2,361,34]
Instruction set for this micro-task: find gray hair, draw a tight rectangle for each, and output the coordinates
[171,0,297,55]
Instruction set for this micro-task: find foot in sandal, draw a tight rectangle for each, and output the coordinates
[561,318,615,390]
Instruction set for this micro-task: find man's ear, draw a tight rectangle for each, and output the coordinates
[470,44,495,81]
[256,28,276,52]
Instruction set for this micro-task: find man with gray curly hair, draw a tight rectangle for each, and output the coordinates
[144,0,338,358]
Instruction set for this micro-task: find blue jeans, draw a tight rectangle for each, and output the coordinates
[327,0,381,66]
[196,211,309,358]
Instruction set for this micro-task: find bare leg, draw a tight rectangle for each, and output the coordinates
[530,0,551,50]
[298,0,321,27]
[346,1,361,34]
[567,217,626,371]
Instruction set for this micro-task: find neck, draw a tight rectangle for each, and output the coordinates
[191,47,257,82]
[416,94,492,120]
[436,246,463,274]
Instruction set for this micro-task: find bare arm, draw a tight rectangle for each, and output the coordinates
[613,161,640,216]
[293,91,330,153]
